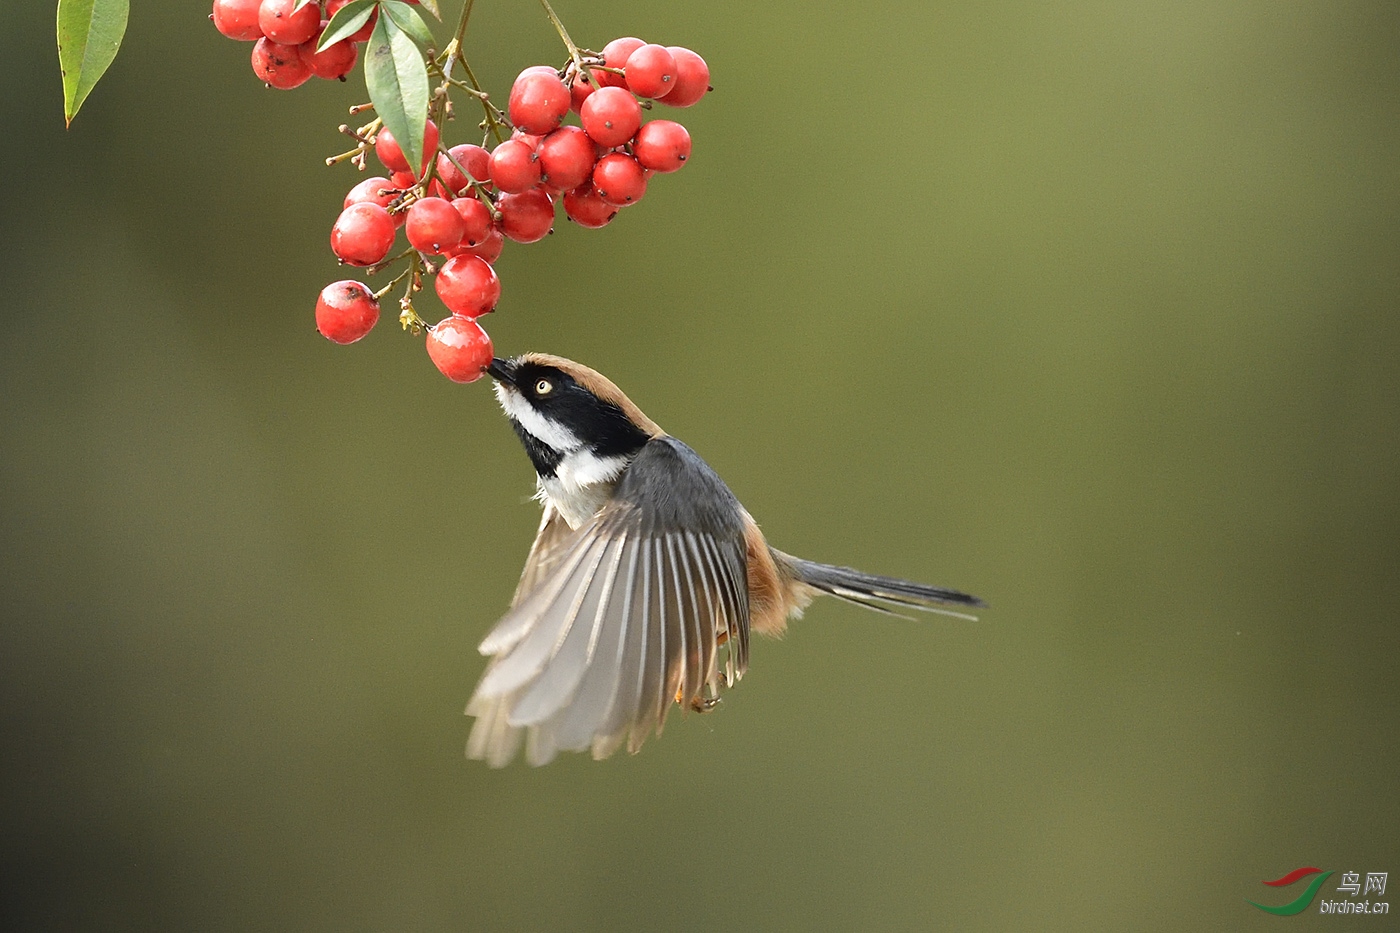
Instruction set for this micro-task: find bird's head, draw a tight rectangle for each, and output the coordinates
[486,353,663,479]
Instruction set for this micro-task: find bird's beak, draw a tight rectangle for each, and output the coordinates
[486,357,514,385]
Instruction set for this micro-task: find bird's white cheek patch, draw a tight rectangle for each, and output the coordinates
[494,384,580,452]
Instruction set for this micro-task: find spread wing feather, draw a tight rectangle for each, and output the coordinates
[466,437,751,767]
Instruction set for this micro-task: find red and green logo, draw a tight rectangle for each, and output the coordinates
[1248,867,1334,915]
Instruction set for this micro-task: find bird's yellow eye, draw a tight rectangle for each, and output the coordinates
[535,379,553,395]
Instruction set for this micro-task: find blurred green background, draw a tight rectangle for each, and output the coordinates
[3,1,1398,930]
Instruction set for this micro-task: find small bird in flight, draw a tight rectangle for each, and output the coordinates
[467,354,983,766]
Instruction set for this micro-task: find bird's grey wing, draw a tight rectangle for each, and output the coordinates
[466,437,751,767]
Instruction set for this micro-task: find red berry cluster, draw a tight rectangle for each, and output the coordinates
[315,34,709,384]
[211,0,371,87]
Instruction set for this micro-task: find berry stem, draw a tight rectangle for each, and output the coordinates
[537,0,583,73]
[440,0,510,145]
[372,264,413,300]
[365,246,419,278]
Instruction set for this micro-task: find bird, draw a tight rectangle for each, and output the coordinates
[465,353,984,767]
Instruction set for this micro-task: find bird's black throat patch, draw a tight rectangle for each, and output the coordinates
[510,417,564,478]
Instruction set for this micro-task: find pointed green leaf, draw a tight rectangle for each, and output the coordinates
[292,0,318,11]
[364,12,430,176]
[380,1,435,51]
[317,0,377,52]
[56,0,130,127]
[417,0,441,21]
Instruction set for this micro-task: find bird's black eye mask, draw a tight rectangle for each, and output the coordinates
[509,362,649,460]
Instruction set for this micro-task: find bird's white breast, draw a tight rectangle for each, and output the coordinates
[540,449,632,529]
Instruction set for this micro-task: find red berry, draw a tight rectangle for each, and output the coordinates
[662,47,709,108]
[344,175,396,211]
[451,197,494,247]
[591,153,647,206]
[509,69,571,136]
[563,185,618,229]
[438,144,490,195]
[376,120,440,175]
[316,280,380,344]
[510,129,546,151]
[251,38,311,89]
[624,44,677,99]
[537,126,596,191]
[633,120,691,173]
[258,0,319,46]
[593,37,644,88]
[388,170,417,189]
[300,28,358,80]
[212,0,263,40]
[579,86,642,148]
[487,139,542,194]
[426,317,493,383]
[326,0,375,42]
[435,255,500,317]
[496,189,554,243]
[405,197,466,255]
[331,202,397,266]
[568,70,595,113]
[451,227,504,263]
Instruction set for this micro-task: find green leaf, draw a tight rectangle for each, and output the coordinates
[364,11,430,176]
[292,0,318,12]
[318,0,376,51]
[380,1,435,51]
[56,0,130,127]
[417,0,441,20]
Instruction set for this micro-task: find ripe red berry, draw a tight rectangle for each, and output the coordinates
[300,28,358,80]
[375,120,440,175]
[579,86,642,148]
[344,175,396,211]
[591,153,647,206]
[593,37,644,88]
[568,70,595,113]
[331,202,397,266]
[326,0,375,42]
[451,197,494,247]
[316,280,380,344]
[537,126,596,191]
[405,197,466,255]
[451,227,504,263]
[426,317,493,383]
[510,129,545,151]
[563,185,618,229]
[633,120,691,173]
[487,139,542,194]
[435,255,500,317]
[212,0,264,40]
[624,44,677,99]
[508,69,571,136]
[258,0,319,46]
[496,189,554,243]
[662,47,709,108]
[251,38,311,89]
[437,144,490,195]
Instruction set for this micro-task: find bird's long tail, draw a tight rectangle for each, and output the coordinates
[778,553,985,621]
